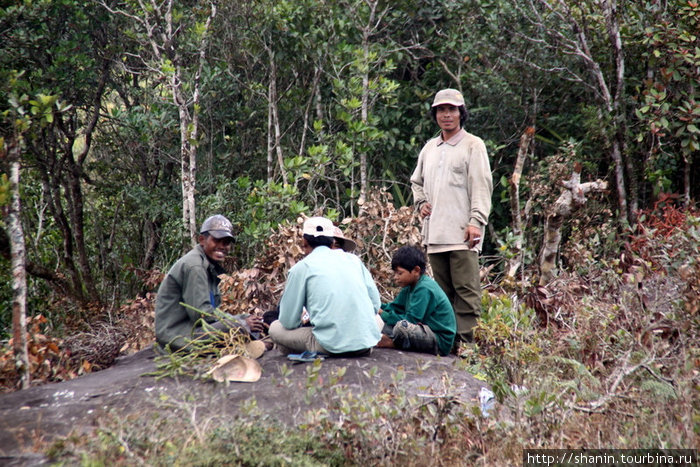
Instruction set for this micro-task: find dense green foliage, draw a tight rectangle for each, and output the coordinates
[1,1,698,333]
[0,2,698,459]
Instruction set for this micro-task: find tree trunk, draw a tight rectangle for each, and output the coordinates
[602,0,637,222]
[298,67,322,158]
[507,127,535,280]
[539,163,608,285]
[171,46,199,249]
[682,156,691,206]
[8,146,30,389]
[179,106,198,248]
[266,47,287,185]
[609,136,629,225]
[267,76,274,184]
[358,0,379,211]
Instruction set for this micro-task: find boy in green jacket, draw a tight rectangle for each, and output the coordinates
[377,245,456,356]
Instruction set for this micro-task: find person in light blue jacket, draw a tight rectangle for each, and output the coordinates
[269,217,381,357]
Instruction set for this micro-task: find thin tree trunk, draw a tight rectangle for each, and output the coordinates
[179,104,197,248]
[607,135,628,223]
[682,156,690,206]
[358,0,378,210]
[298,67,322,158]
[8,144,30,389]
[602,0,637,222]
[267,76,274,183]
[267,47,287,185]
[65,167,99,298]
[140,219,160,270]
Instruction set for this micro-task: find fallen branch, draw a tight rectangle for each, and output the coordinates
[571,352,649,413]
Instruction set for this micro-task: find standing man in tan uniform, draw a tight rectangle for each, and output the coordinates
[410,88,493,348]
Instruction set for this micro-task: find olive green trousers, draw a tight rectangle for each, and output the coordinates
[428,250,481,344]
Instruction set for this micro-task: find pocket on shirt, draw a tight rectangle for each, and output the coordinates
[448,162,466,187]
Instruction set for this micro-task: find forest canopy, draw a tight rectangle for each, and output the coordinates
[1,0,698,334]
[1,3,698,463]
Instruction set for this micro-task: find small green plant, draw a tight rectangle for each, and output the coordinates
[47,359,484,466]
[147,304,255,381]
[473,292,541,398]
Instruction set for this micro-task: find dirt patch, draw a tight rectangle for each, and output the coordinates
[0,347,485,466]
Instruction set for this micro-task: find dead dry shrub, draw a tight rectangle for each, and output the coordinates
[218,187,422,316]
[472,202,699,463]
[59,292,158,375]
[0,315,76,392]
[113,293,156,354]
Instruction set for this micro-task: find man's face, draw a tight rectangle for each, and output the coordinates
[199,234,233,264]
[435,104,461,133]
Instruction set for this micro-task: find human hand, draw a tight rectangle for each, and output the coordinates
[245,315,266,333]
[375,334,395,349]
[420,202,432,217]
[464,225,482,248]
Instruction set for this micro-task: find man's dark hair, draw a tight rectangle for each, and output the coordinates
[430,105,468,127]
[303,234,334,249]
[391,245,427,274]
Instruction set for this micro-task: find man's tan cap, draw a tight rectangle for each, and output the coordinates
[432,88,465,107]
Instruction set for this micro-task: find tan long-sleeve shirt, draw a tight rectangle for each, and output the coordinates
[410,128,493,253]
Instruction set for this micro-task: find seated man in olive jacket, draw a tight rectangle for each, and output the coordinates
[155,215,265,351]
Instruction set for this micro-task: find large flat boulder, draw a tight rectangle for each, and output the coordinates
[0,346,485,466]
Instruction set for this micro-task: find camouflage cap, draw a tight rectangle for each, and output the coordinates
[200,214,234,239]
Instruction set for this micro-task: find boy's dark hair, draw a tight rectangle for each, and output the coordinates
[430,105,468,127]
[391,245,427,274]
[303,234,334,249]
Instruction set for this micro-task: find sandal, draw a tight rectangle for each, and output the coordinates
[287,351,326,362]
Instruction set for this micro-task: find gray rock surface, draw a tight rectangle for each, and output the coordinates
[0,346,485,466]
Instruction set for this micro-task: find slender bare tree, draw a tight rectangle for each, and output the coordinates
[515,0,635,224]
[97,0,217,248]
[4,138,30,389]
[539,162,608,284]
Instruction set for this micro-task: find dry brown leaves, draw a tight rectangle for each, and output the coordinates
[218,188,423,315]
[114,293,157,354]
[0,315,75,393]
